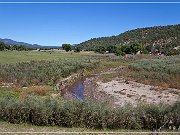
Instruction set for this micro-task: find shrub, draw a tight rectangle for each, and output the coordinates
[128,55,180,89]
[0,95,179,130]
[95,46,106,54]
[115,49,125,56]
[74,46,82,53]
[0,58,98,86]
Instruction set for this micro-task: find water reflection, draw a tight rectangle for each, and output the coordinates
[62,80,85,101]
[71,81,84,100]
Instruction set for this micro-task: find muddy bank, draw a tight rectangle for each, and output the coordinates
[83,76,116,105]
[57,67,180,107]
[57,71,115,104]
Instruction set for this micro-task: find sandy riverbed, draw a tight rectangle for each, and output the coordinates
[96,79,179,106]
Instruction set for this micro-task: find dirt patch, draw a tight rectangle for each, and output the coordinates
[95,79,179,106]
[83,76,115,105]
[83,66,179,106]
[59,66,180,107]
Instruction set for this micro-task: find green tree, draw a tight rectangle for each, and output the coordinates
[121,45,132,54]
[0,42,6,51]
[107,45,117,53]
[16,45,27,51]
[62,44,72,52]
[145,45,153,52]
[0,42,11,51]
[74,46,82,53]
[10,45,31,51]
[95,46,106,54]
[130,43,144,54]
[115,49,125,56]
[121,43,144,54]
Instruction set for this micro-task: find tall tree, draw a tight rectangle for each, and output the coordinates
[0,42,6,51]
[62,44,72,52]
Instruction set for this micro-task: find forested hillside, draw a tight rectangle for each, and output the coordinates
[78,24,180,52]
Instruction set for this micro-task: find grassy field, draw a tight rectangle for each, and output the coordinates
[0,121,156,134]
[129,55,180,75]
[0,51,101,87]
[0,51,179,132]
[0,58,98,86]
[127,55,180,89]
[0,51,94,63]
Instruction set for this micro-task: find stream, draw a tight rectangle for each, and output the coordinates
[61,80,85,101]
[61,75,96,101]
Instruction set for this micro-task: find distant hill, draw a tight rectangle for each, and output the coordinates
[78,24,180,51]
[0,38,59,49]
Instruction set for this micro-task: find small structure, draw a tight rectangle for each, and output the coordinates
[136,51,143,55]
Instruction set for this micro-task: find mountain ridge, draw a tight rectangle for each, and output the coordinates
[0,38,59,49]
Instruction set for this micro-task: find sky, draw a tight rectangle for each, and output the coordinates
[0,0,180,46]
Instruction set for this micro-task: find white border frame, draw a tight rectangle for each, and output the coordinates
[0,1,180,4]
[0,1,179,134]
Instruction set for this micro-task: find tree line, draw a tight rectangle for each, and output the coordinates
[62,43,180,56]
[95,43,144,56]
[0,42,32,51]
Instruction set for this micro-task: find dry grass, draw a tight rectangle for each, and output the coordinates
[21,85,53,97]
[0,85,53,100]
[120,67,180,90]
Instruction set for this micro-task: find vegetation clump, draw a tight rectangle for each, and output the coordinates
[62,44,72,52]
[74,46,82,53]
[0,42,32,51]
[0,94,179,130]
[0,58,98,86]
[128,55,180,89]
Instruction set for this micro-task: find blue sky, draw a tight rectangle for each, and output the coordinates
[0,0,180,46]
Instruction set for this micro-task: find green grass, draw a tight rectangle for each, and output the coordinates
[2,121,178,135]
[0,121,100,132]
[0,58,98,86]
[0,86,54,98]
[126,55,180,89]
[129,55,180,75]
[0,51,94,63]
[0,87,20,98]
[0,121,154,134]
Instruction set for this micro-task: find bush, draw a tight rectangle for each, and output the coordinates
[120,43,144,55]
[115,49,125,56]
[0,95,179,130]
[0,58,98,86]
[74,46,82,53]
[127,55,180,89]
[95,46,106,54]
